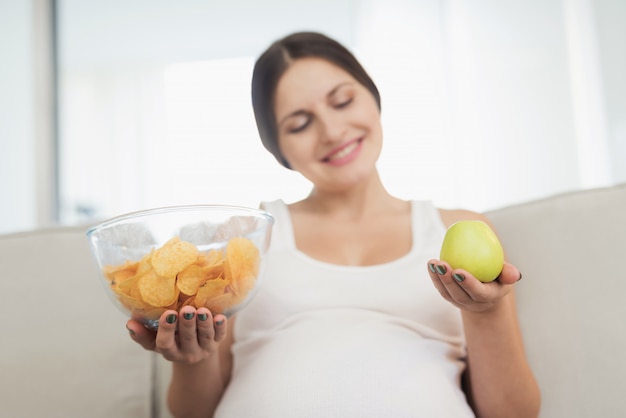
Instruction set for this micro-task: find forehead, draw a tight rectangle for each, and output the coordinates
[274,57,355,109]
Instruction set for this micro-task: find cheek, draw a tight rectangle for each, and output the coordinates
[359,109,383,142]
[278,135,312,167]
[352,97,381,131]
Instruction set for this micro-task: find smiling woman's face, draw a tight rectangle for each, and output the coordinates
[274,57,383,192]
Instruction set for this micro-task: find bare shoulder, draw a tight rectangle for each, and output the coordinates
[437,208,492,229]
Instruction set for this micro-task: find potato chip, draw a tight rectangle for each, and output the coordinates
[194,278,229,308]
[136,251,154,276]
[103,260,137,284]
[199,293,233,314]
[113,268,136,285]
[176,264,208,296]
[179,293,195,306]
[137,270,179,308]
[129,282,146,305]
[103,235,261,319]
[117,274,140,294]
[197,249,224,267]
[116,291,145,311]
[230,274,256,305]
[204,261,226,280]
[225,237,260,294]
[151,237,199,277]
[142,298,178,321]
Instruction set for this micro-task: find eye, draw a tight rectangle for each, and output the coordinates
[289,122,309,134]
[334,97,353,109]
[287,115,311,134]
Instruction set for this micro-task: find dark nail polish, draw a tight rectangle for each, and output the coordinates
[126,326,135,336]
[215,319,224,326]
[453,273,465,282]
[518,273,523,281]
[198,313,208,321]
[428,263,437,273]
[435,265,447,275]
[166,314,177,324]
[183,312,194,320]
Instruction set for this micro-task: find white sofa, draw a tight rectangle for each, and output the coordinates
[1,183,625,418]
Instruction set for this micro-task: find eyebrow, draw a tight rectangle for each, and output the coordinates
[277,81,354,127]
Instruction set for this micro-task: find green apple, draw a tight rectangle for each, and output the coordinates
[440,220,504,283]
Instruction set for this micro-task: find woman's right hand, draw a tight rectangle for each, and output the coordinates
[125,306,228,364]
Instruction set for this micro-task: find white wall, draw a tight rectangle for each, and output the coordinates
[441,0,583,209]
[0,0,37,233]
[0,0,624,234]
[593,0,626,183]
[360,0,585,211]
[0,0,55,235]
[58,0,360,70]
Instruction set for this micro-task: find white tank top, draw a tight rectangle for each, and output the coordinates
[215,200,474,418]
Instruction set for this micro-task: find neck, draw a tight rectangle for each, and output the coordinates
[297,171,403,220]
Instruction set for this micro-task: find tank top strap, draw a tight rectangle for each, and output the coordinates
[409,200,446,255]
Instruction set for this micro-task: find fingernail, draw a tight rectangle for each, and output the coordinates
[198,313,208,321]
[126,325,135,336]
[518,273,523,281]
[183,312,194,320]
[166,314,177,324]
[453,273,465,282]
[435,265,447,275]
[428,263,437,273]
[215,319,224,326]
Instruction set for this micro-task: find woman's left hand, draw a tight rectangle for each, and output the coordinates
[427,260,522,313]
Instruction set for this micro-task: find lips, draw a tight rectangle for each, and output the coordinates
[321,138,363,164]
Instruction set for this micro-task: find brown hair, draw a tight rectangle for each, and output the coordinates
[251,31,381,169]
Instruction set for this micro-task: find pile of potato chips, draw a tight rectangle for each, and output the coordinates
[102,236,260,321]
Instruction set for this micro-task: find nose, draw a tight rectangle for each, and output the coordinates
[318,110,346,143]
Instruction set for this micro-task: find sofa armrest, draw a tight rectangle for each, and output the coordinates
[486,183,626,418]
[0,226,155,417]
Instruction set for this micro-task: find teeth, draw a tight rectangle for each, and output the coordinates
[329,142,358,160]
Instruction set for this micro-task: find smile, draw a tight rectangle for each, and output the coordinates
[323,138,363,164]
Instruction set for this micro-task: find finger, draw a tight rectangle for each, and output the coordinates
[154,310,180,358]
[427,260,454,302]
[448,264,522,308]
[196,308,216,350]
[432,261,477,304]
[178,306,201,354]
[126,319,157,351]
[213,314,228,343]
[429,260,501,307]
[497,262,523,285]
[428,260,474,305]
[196,310,229,351]
[446,267,497,304]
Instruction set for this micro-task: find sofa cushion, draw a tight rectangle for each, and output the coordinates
[487,183,626,418]
[0,226,154,418]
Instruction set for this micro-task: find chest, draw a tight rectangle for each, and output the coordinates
[290,210,413,266]
[237,223,463,344]
[236,200,462,342]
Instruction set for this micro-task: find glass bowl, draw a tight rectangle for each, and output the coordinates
[86,205,274,329]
